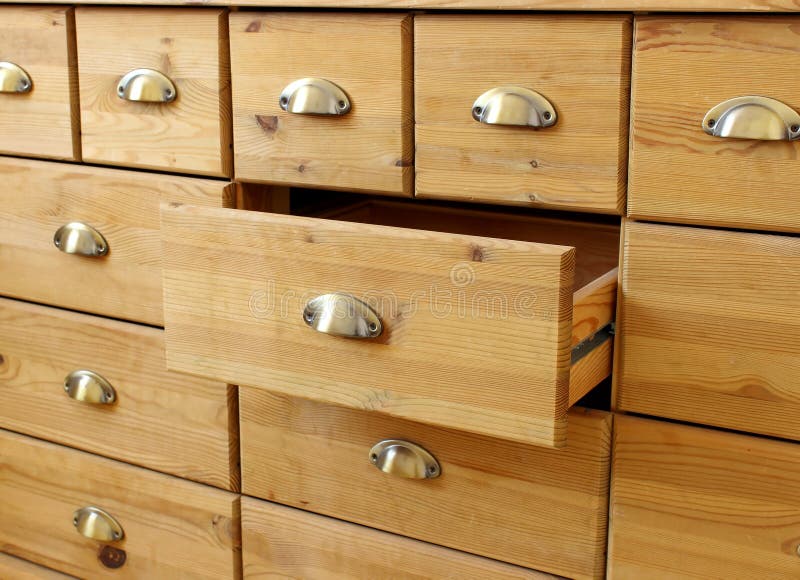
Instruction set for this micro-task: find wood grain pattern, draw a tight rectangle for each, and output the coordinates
[0,429,240,579]
[0,553,77,580]
[617,220,800,442]
[629,16,800,232]
[415,15,630,214]
[76,7,231,177]
[0,297,238,490]
[230,12,412,195]
[0,157,230,326]
[609,415,800,579]
[240,389,611,579]
[242,498,558,580]
[0,7,79,160]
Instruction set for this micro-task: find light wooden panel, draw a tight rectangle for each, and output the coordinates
[0,157,230,326]
[242,498,559,579]
[230,12,412,195]
[609,415,800,579]
[76,7,231,177]
[0,6,79,160]
[415,15,631,213]
[0,298,238,491]
[0,553,77,580]
[629,16,800,233]
[617,220,800,441]
[240,389,611,579]
[0,429,240,578]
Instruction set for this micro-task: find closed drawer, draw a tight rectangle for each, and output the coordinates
[0,7,79,160]
[0,429,239,578]
[241,390,611,579]
[230,12,412,195]
[0,157,229,325]
[162,198,618,448]
[617,220,800,442]
[415,15,631,214]
[630,16,800,233]
[0,553,76,580]
[609,415,800,579]
[0,298,237,490]
[76,8,231,177]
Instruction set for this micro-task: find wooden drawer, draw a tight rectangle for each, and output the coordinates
[162,198,618,448]
[76,7,231,177]
[0,157,229,325]
[415,15,631,214]
[0,7,79,160]
[630,16,800,233]
[0,553,76,580]
[609,415,800,579]
[241,390,611,579]
[0,298,237,490]
[0,429,239,578]
[617,220,800,442]
[230,12,412,195]
[242,498,557,580]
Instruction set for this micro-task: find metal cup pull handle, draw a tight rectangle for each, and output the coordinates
[279,77,351,115]
[703,96,800,141]
[73,506,124,542]
[302,293,382,339]
[0,62,32,93]
[53,222,109,257]
[369,440,440,479]
[64,370,117,405]
[117,68,177,103]
[472,86,557,128]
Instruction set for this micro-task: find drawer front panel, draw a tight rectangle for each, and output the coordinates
[76,7,231,177]
[0,553,77,580]
[415,15,631,213]
[0,157,228,325]
[0,430,239,579]
[0,7,79,160]
[609,416,800,579]
[630,16,800,232]
[240,389,611,579]
[162,203,574,448]
[617,220,800,441]
[242,498,555,580]
[230,12,412,195]
[0,298,237,490]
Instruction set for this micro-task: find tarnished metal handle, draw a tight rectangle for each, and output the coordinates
[0,62,32,93]
[279,78,351,115]
[303,293,382,339]
[369,440,440,479]
[117,68,176,103]
[73,506,124,542]
[64,370,116,405]
[703,96,800,141]
[53,222,108,257]
[472,86,557,128]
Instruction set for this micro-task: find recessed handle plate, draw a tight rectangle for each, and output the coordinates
[64,370,116,405]
[279,78,351,115]
[369,440,440,479]
[73,506,124,542]
[0,62,32,93]
[117,68,177,103]
[303,293,382,339]
[703,96,800,141]
[53,222,108,257]
[472,86,557,128]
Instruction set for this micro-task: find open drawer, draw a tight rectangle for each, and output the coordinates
[161,197,618,447]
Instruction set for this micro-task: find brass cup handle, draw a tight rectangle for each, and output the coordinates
[0,61,32,93]
[64,370,116,405]
[117,68,177,103]
[279,77,351,115]
[302,293,382,339]
[369,440,440,479]
[472,86,557,128]
[703,96,800,141]
[73,506,124,542]
[53,222,109,257]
